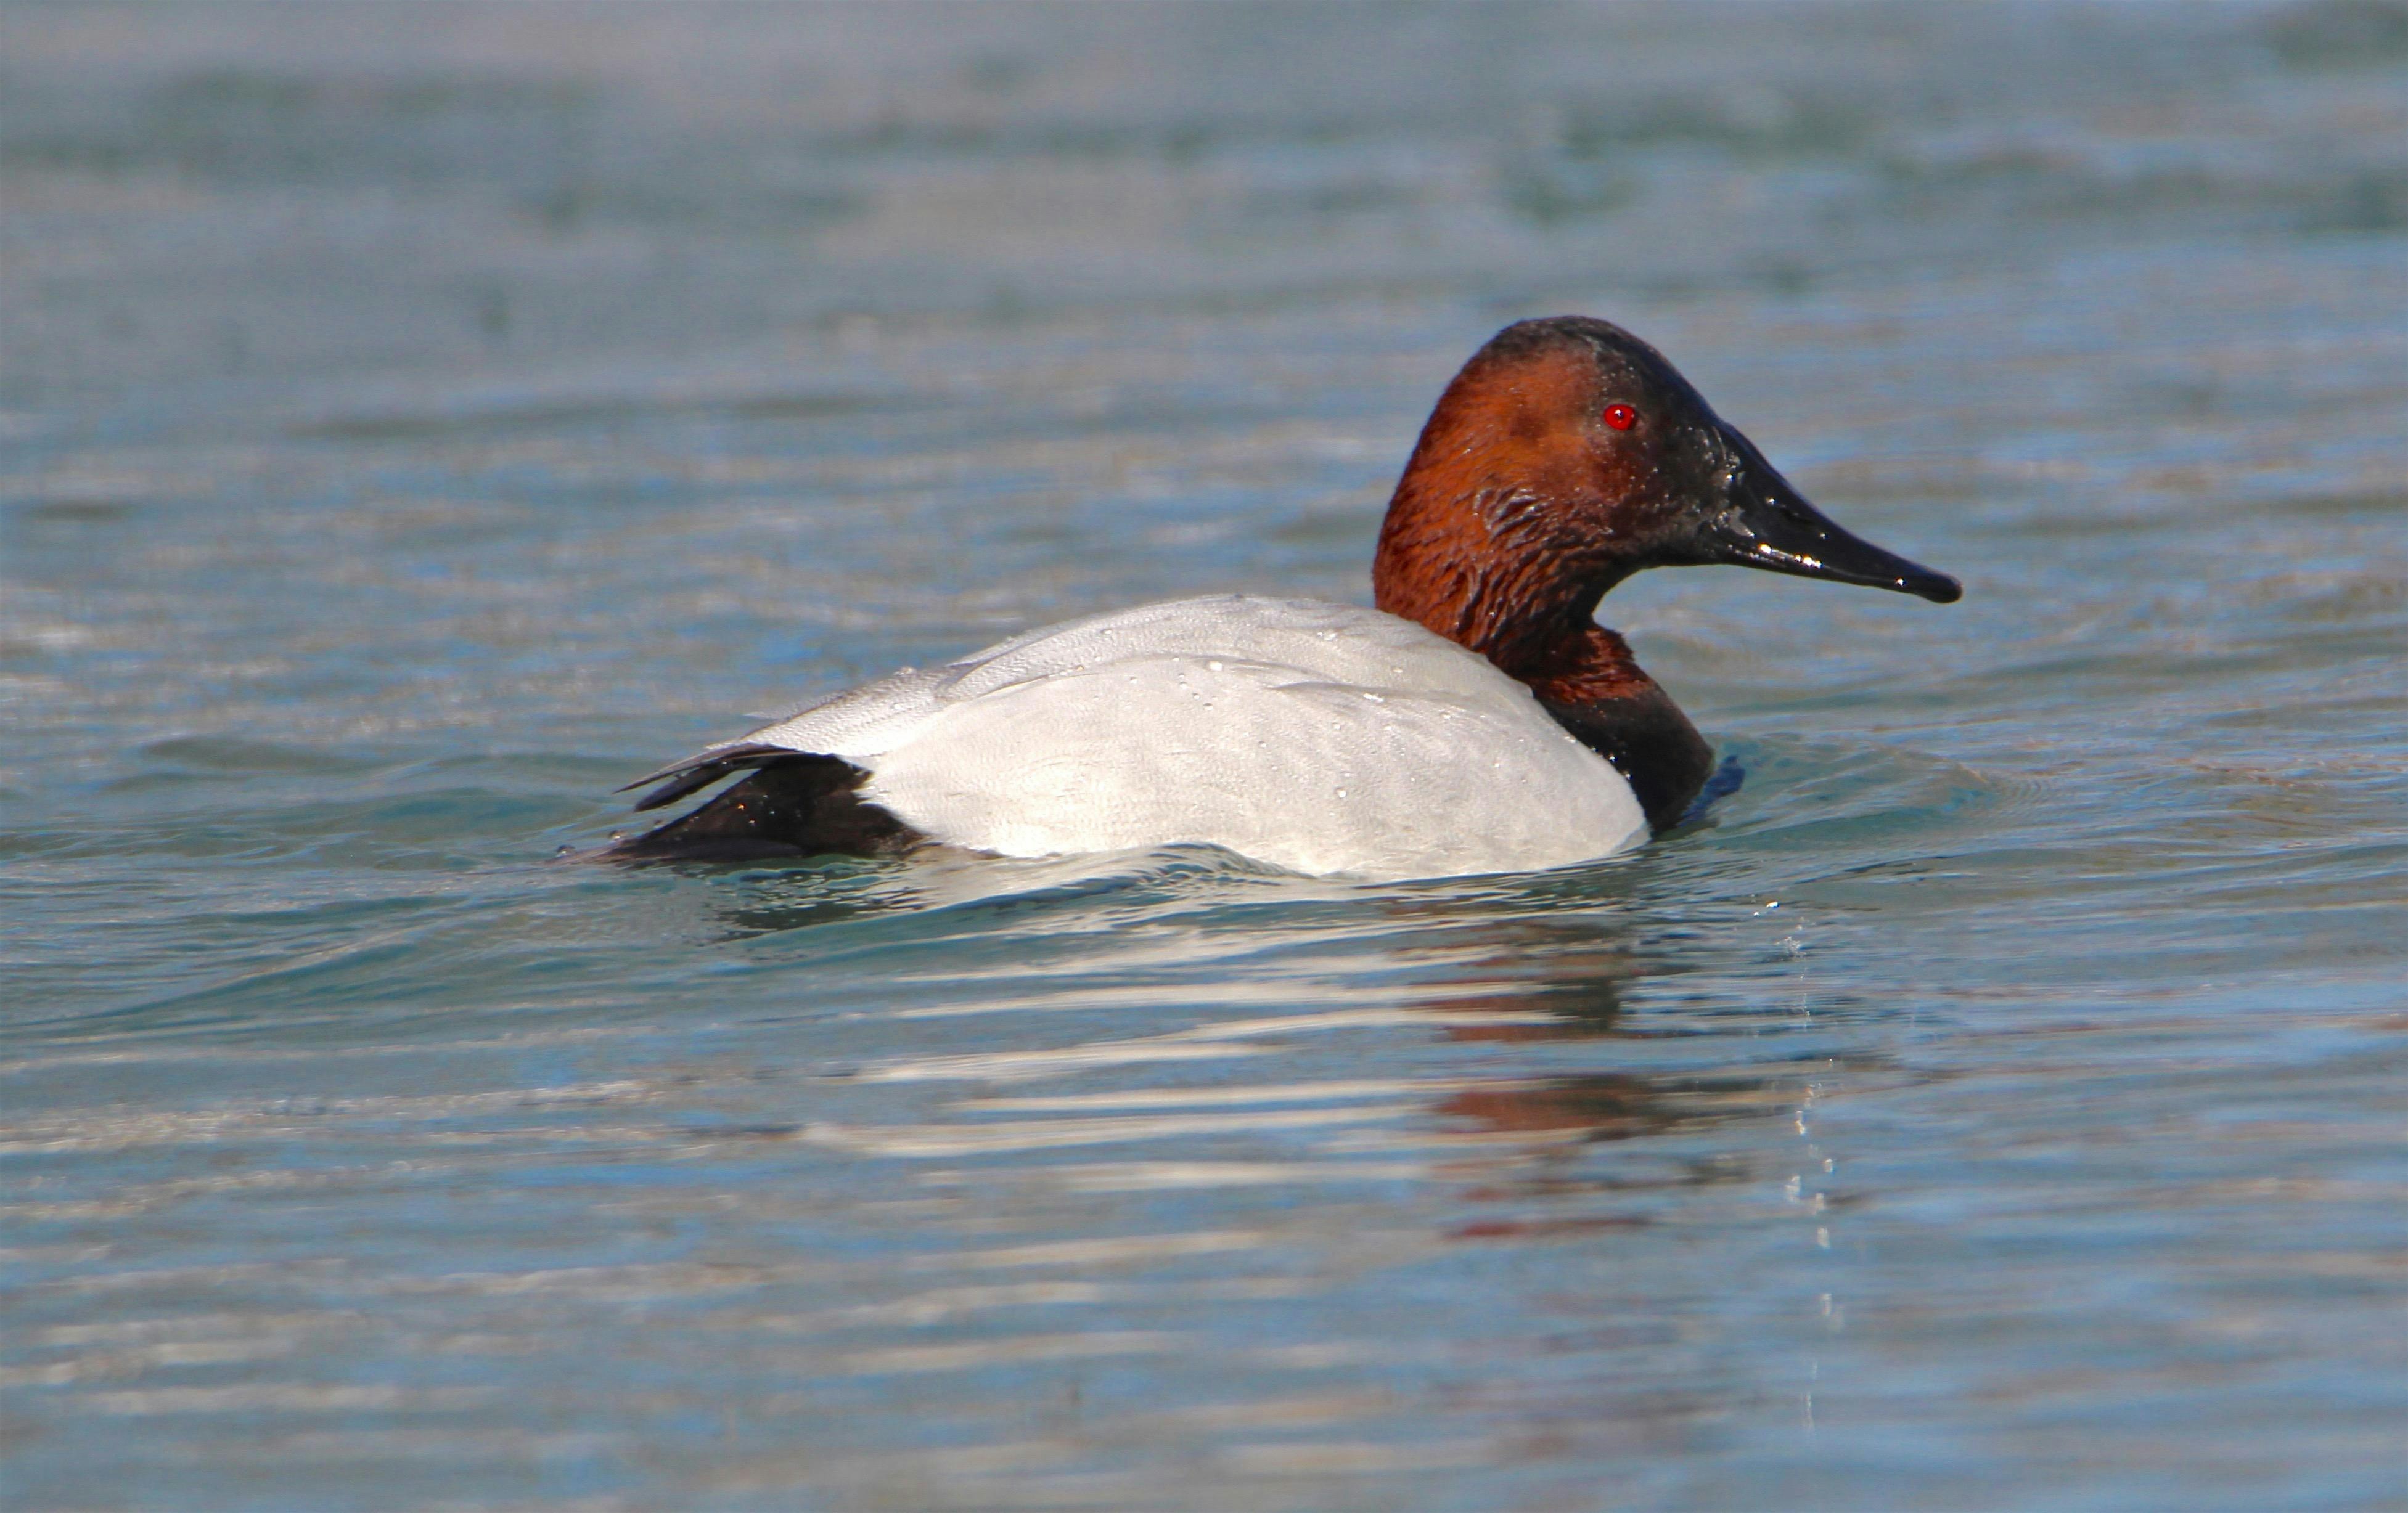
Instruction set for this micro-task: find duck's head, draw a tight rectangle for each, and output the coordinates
[1373,316,1960,672]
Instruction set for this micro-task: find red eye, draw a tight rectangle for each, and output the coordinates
[1602,403,1637,431]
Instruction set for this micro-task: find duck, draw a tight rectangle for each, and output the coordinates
[607,316,1960,881]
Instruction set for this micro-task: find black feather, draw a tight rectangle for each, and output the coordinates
[605,752,922,864]
[619,742,798,812]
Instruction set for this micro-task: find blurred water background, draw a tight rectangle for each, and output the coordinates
[4,3,2405,1509]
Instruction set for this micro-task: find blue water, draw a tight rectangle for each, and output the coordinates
[4,4,2404,1509]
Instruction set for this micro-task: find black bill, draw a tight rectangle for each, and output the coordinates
[1695,430,1962,604]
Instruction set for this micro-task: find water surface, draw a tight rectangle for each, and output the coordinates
[4,4,2404,1509]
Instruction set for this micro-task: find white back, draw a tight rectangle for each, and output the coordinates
[711,596,1648,881]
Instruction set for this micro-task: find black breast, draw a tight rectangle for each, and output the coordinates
[1539,688,1718,833]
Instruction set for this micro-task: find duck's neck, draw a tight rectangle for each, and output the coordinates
[1371,442,1616,677]
[1514,623,1714,831]
[1372,523,1713,832]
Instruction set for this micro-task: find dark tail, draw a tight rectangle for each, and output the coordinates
[604,753,922,865]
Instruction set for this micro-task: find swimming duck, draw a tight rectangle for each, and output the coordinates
[609,316,1959,880]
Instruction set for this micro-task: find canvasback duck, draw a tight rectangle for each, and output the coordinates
[610,316,1959,880]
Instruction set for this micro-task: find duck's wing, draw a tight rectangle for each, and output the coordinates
[630,596,1457,793]
[926,595,1520,706]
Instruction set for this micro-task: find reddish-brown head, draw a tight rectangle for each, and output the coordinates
[1372,316,1958,677]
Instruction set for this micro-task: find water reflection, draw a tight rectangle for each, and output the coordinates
[693,876,1808,1246]
[1417,940,1636,1042]
[637,919,1824,1501]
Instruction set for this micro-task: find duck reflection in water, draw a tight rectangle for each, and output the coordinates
[1391,920,1817,1241]
[671,865,1817,1247]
